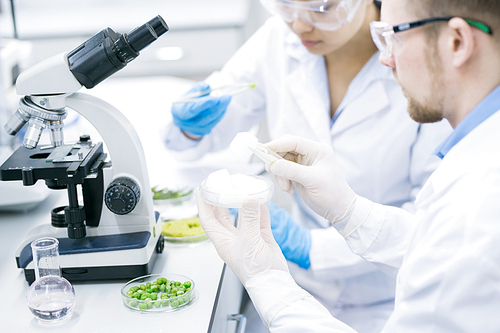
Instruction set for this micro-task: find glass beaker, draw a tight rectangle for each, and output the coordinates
[27,237,76,325]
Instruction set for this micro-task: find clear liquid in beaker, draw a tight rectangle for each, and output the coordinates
[27,276,75,324]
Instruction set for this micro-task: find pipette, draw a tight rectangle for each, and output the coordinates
[172,82,258,104]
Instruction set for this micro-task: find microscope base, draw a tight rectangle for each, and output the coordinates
[22,244,161,285]
[17,231,164,285]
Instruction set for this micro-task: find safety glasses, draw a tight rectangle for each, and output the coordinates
[370,17,493,57]
[259,0,363,31]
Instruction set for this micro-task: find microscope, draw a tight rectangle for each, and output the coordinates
[0,16,168,284]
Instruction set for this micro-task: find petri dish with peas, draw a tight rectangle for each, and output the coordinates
[121,274,195,312]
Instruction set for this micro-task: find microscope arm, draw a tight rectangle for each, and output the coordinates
[64,93,156,230]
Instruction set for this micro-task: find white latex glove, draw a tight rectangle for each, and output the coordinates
[195,191,289,286]
[266,134,357,224]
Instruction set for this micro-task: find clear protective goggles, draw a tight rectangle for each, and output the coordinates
[369,21,401,57]
[259,0,364,31]
[370,17,493,57]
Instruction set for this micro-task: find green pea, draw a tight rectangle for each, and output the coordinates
[139,302,148,310]
[132,292,141,299]
[140,284,146,290]
[151,294,158,301]
[130,286,139,292]
[183,295,190,303]
[146,282,151,288]
[170,300,179,308]
[146,288,153,293]
[129,300,138,307]
[177,290,184,296]
[160,284,165,292]
[185,287,191,292]
[175,282,181,287]
[160,293,169,300]
[183,281,192,288]
[146,298,153,308]
[140,293,151,300]
[151,285,159,292]
[161,300,169,306]
[171,288,178,294]
[154,301,162,307]
[177,298,184,306]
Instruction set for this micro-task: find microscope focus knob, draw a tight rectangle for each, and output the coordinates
[105,177,141,215]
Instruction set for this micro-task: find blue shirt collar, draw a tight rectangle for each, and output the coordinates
[434,84,500,159]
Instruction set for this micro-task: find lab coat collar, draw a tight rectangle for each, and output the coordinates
[283,26,331,143]
[330,53,392,135]
[286,55,331,144]
[433,84,500,159]
[416,110,500,208]
[330,78,391,136]
[284,27,393,142]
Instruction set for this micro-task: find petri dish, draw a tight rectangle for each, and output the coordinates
[163,233,208,244]
[199,174,273,208]
[121,274,195,313]
[152,188,198,221]
[162,217,208,244]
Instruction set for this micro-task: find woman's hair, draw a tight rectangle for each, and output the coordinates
[374,0,381,9]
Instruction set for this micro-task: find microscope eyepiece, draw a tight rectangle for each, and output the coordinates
[147,16,169,38]
[67,15,169,89]
[126,23,157,54]
[126,16,168,52]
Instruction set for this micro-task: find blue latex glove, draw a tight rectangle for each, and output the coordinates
[269,203,311,269]
[171,82,232,136]
[229,205,311,268]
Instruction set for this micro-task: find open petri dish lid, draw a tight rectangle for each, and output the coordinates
[199,173,273,208]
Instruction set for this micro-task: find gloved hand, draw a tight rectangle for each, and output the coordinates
[171,82,232,137]
[195,191,289,287]
[266,134,357,224]
[269,203,311,269]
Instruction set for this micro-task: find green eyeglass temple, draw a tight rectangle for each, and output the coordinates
[392,16,493,35]
[465,19,492,34]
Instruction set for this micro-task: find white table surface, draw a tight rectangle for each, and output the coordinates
[0,192,225,333]
[0,75,262,332]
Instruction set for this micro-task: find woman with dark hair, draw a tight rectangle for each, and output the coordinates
[165,1,451,331]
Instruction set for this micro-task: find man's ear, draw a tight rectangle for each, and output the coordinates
[447,17,476,68]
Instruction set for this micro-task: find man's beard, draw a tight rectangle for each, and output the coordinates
[406,94,443,123]
[399,41,445,124]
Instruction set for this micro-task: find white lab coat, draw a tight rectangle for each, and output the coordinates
[164,17,451,331]
[247,108,500,333]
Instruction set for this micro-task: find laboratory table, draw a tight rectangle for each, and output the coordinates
[0,76,261,332]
